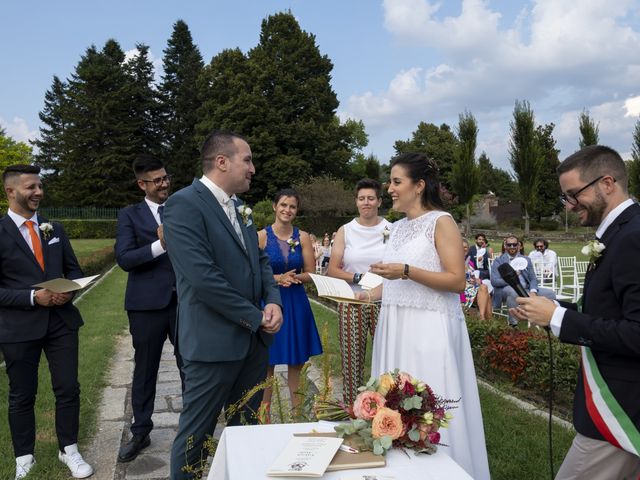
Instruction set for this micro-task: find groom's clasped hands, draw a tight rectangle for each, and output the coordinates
[261,303,283,334]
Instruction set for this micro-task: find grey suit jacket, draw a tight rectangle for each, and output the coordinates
[163,179,281,362]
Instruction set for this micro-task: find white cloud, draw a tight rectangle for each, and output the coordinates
[0,116,37,143]
[344,0,640,167]
[624,96,640,117]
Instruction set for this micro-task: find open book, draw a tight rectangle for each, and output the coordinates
[267,436,344,477]
[33,274,100,294]
[308,273,382,304]
[294,432,386,472]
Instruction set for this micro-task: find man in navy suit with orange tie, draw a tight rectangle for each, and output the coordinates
[115,155,183,463]
[0,164,93,479]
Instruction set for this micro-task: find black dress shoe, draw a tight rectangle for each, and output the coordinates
[118,434,150,462]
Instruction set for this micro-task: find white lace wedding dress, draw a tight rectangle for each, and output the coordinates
[371,211,491,480]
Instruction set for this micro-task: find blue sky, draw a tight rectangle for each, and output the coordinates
[3,0,640,171]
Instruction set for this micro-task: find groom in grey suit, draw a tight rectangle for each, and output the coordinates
[163,130,282,479]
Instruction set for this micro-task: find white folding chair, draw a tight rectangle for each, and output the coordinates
[575,261,589,300]
[557,256,578,301]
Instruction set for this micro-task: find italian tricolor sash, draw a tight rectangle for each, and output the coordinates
[581,346,640,455]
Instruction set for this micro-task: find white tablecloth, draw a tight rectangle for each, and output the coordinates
[208,422,473,480]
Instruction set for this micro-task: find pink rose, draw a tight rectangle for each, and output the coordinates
[397,372,413,390]
[353,391,386,420]
[427,431,441,444]
[371,407,404,440]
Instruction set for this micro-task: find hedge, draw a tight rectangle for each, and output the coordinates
[55,219,117,239]
[466,317,580,410]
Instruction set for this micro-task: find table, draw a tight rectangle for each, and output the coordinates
[208,422,472,480]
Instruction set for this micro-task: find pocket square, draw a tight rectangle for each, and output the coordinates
[48,237,60,245]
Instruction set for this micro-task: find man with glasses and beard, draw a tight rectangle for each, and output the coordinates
[528,238,557,278]
[115,155,183,462]
[490,234,556,327]
[513,145,640,479]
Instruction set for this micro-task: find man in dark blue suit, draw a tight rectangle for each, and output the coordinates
[163,130,282,479]
[0,165,93,479]
[115,155,183,462]
[514,146,640,478]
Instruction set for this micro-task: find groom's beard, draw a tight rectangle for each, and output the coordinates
[578,190,607,227]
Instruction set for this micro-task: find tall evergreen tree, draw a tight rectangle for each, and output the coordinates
[578,109,600,149]
[33,76,70,202]
[629,120,640,199]
[35,40,154,207]
[450,111,479,234]
[509,100,543,234]
[394,122,457,189]
[244,11,352,201]
[159,20,204,190]
[530,123,561,221]
[124,44,163,156]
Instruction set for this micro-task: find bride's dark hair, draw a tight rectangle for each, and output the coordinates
[390,152,444,210]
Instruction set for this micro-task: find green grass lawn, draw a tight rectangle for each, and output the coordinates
[70,238,114,258]
[0,267,128,480]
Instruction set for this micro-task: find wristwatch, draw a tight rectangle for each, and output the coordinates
[353,273,363,284]
[401,264,410,280]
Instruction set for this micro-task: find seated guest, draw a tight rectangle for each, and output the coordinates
[528,238,558,277]
[466,233,491,279]
[491,235,556,327]
[461,239,493,320]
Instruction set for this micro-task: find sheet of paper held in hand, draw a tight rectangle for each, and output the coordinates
[267,436,344,477]
[33,275,100,294]
[308,273,373,304]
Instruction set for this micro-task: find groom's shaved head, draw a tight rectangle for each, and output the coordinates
[201,130,247,173]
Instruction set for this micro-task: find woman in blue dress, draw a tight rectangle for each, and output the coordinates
[258,189,322,409]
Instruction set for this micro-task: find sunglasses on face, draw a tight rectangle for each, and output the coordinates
[505,243,518,248]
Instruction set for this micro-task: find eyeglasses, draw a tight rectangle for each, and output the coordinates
[559,176,604,206]
[141,175,172,187]
[505,243,518,247]
[535,245,545,250]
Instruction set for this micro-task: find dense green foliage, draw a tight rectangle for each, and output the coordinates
[159,20,204,190]
[0,129,33,213]
[578,109,599,149]
[509,100,543,234]
[34,41,161,207]
[530,123,562,220]
[57,219,117,238]
[477,152,517,199]
[394,121,457,189]
[451,111,480,233]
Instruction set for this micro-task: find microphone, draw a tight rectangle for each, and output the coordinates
[498,262,550,332]
[497,263,529,297]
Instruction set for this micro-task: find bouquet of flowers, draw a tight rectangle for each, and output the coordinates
[315,370,455,455]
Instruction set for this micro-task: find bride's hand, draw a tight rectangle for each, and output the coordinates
[370,262,404,280]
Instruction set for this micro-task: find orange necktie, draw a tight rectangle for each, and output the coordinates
[25,221,44,270]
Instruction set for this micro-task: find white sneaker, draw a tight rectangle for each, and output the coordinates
[15,454,35,480]
[58,444,94,479]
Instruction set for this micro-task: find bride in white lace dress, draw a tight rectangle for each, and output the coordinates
[368,153,490,480]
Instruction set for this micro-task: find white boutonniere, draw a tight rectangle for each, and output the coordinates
[39,222,54,240]
[237,204,253,227]
[287,237,300,253]
[581,240,605,265]
[382,226,390,244]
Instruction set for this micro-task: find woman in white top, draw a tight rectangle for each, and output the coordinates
[327,178,391,404]
[365,153,490,479]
